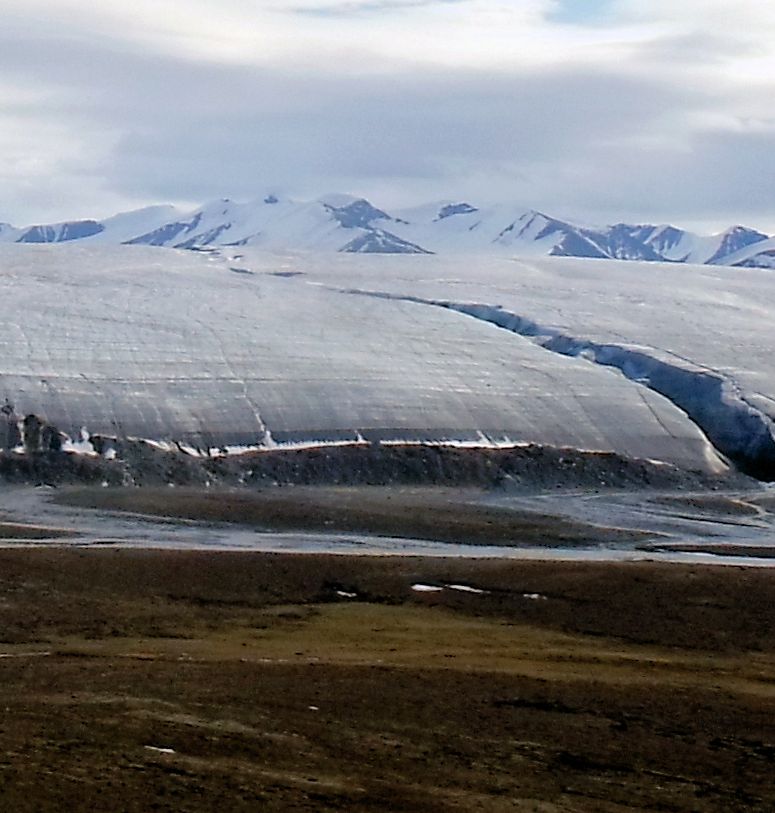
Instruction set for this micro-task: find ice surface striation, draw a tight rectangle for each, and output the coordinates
[2,244,773,476]
[236,249,775,477]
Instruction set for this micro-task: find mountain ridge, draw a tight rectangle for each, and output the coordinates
[1,195,773,269]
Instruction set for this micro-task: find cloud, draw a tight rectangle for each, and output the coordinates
[293,0,469,16]
[0,0,773,231]
[85,55,722,212]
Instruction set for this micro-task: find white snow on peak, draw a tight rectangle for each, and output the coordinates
[0,195,773,266]
[316,192,361,208]
[93,205,183,244]
[720,236,775,268]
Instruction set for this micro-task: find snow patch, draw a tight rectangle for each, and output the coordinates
[447,584,489,594]
[144,746,175,755]
[61,429,97,456]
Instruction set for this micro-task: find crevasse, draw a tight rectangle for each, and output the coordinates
[439,301,775,480]
[341,287,775,480]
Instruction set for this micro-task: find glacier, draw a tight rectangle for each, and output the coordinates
[2,243,775,480]
[236,248,775,478]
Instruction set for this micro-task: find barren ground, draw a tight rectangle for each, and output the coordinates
[56,485,653,548]
[1,542,774,811]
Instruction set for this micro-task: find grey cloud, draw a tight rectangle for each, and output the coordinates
[0,15,773,231]
[95,62,713,200]
[563,126,775,228]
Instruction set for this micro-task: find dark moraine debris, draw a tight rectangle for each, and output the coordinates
[0,439,750,491]
[22,414,43,456]
[20,414,65,455]
[40,424,62,453]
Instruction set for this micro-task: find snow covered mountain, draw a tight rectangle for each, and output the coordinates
[0,194,772,268]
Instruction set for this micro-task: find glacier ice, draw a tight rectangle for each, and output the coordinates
[236,249,775,477]
[2,243,775,477]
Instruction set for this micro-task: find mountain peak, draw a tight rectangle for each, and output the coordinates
[326,198,391,229]
[706,225,769,265]
[17,220,104,244]
[1,194,772,268]
[435,202,479,221]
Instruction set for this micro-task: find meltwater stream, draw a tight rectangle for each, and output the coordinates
[1,486,774,567]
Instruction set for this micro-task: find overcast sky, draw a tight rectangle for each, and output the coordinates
[2,0,774,231]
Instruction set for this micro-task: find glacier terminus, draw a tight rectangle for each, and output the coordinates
[0,241,773,482]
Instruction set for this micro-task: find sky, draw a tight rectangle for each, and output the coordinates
[1,0,775,232]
